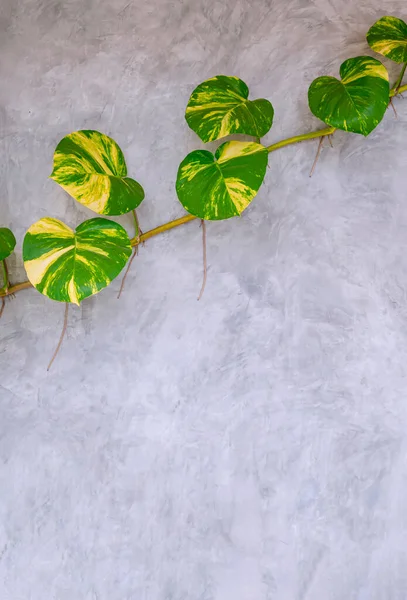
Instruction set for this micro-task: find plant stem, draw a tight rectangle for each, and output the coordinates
[2,106,406,302]
[0,280,32,296]
[0,216,199,297]
[1,260,9,291]
[390,82,407,97]
[131,213,197,246]
[392,62,407,95]
[266,126,336,153]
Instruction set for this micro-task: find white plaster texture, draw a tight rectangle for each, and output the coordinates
[1,1,407,598]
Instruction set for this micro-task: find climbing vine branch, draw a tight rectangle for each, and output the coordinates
[1,79,406,303]
[1,13,407,374]
[392,71,407,95]
[266,126,336,153]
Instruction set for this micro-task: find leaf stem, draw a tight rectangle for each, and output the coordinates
[266,126,336,153]
[391,62,407,95]
[1,260,9,291]
[132,209,141,240]
[390,83,407,97]
[117,209,142,298]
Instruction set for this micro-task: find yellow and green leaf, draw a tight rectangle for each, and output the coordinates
[0,227,16,261]
[50,130,145,216]
[176,141,268,220]
[23,217,132,305]
[367,16,407,64]
[308,56,389,136]
[185,75,274,143]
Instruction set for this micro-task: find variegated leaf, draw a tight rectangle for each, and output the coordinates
[367,16,407,63]
[0,227,16,261]
[23,217,132,305]
[308,56,389,136]
[176,141,268,220]
[185,76,274,143]
[50,130,144,216]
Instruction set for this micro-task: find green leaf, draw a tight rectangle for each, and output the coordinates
[50,130,145,216]
[23,217,132,305]
[0,227,16,261]
[176,141,268,220]
[185,75,274,143]
[367,16,407,63]
[308,56,389,136]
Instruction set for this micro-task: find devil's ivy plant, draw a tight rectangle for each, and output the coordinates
[23,217,132,304]
[1,15,407,366]
[308,56,390,136]
[50,130,145,216]
[176,141,268,220]
[0,228,16,262]
[367,16,407,63]
[185,75,274,142]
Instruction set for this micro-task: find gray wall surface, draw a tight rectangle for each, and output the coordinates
[1,0,407,598]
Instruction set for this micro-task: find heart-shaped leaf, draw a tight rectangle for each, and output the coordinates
[308,56,389,136]
[23,217,132,305]
[176,141,268,220]
[367,16,407,63]
[50,130,145,216]
[185,76,274,143]
[0,227,16,261]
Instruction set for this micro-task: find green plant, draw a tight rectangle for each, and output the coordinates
[1,15,407,368]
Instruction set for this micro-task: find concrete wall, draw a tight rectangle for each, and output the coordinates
[1,1,407,598]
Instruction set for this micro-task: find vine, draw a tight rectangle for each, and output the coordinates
[1,15,407,368]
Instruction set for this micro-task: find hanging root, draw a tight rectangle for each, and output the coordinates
[309,136,325,177]
[0,297,5,319]
[389,98,398,119]
[117,246,138,299]
[117,208,143,299]
[47,303,69,371]
[197,219,207,301]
